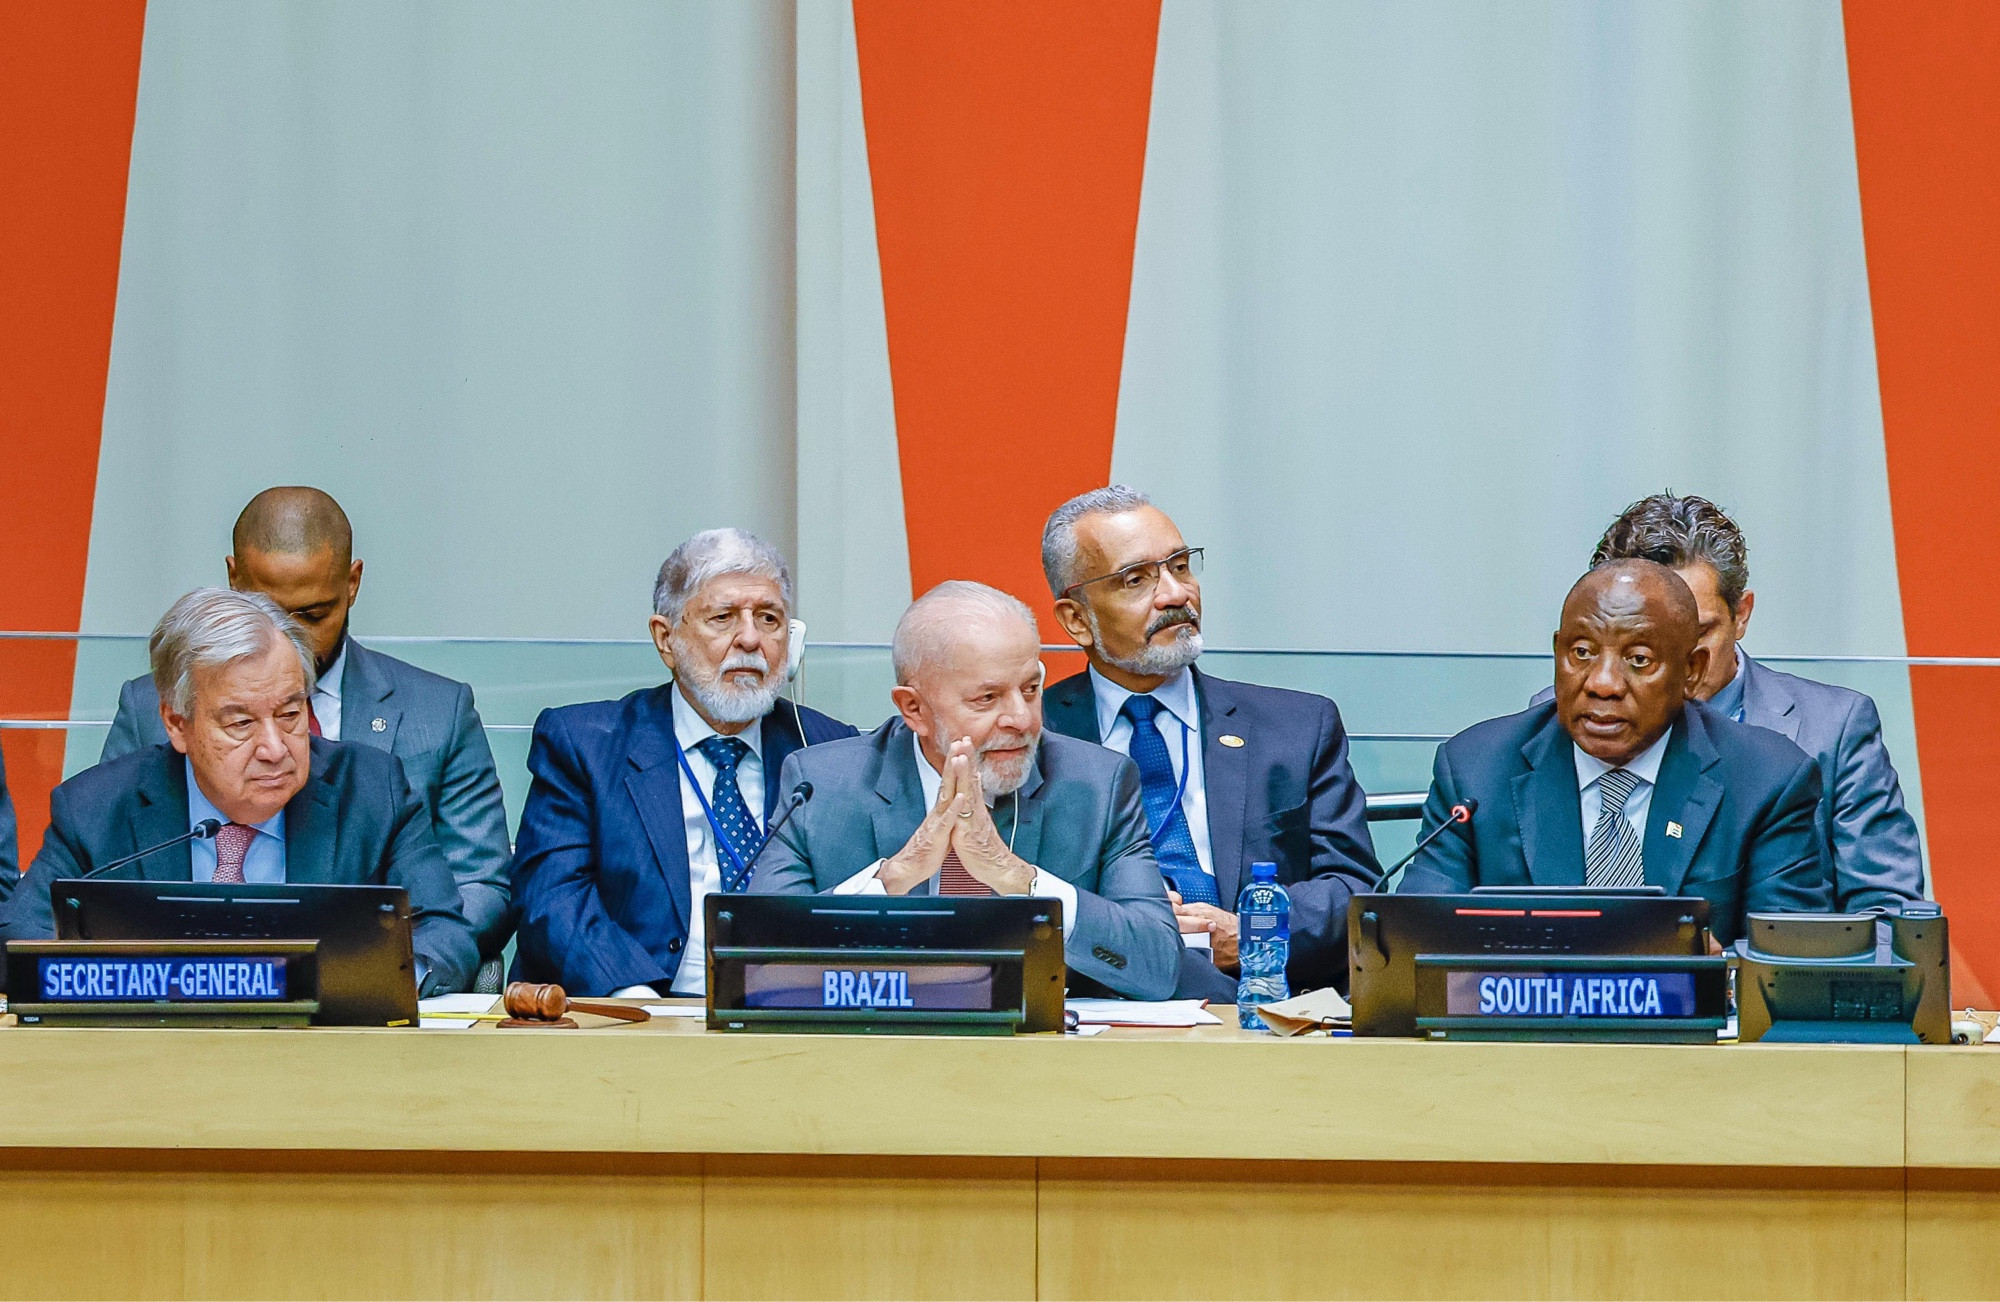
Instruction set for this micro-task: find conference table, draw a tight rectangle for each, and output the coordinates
[0,1004,1995,1300]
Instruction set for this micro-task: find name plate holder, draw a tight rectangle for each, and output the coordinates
[1413,953,1729,1043]
[6,939,320,1028]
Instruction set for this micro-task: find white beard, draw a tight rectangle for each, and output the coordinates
[1088,607,1204,678]
[674,644,782,725]
[977,731,1041,797]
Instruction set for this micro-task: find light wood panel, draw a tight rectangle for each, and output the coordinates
[0,1151,701,1301]
[1036,1159,1906,1301]
[1905,1045,2000,1167]
[0,1022,1909,1167]
[1907,1170,2000,1301]
[702,1155,1035,1300]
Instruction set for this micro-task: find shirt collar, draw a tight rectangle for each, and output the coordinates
[1087,664,1198,739]
[1706,645,1749,722]
[910,727,999,807]
[1573,723,1674,794]
[315,637,349,703]
[673,682,764,759]
[184,757,287,841]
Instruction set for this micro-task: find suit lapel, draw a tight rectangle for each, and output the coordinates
[1738,655,1801,743]
[1514,716,1586,886]
[760,708,805,823]
[1041,672,1102,743]
[1005,759,1047,877]
[625,690,693,936]
[284,743,343,883]
[340,642,401,751]
[133,751,196,881]
[870,724,928,869]
[1643,709,1723,895]
[1193,670,1250,905]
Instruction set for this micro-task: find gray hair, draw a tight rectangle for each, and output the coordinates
[1041,484,1154,596]
[652,528,795,623]
[1591,492,1751,611]
[892,581,1039,685]
[150,588,318,717]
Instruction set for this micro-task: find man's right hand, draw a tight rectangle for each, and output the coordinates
[877,737,973,895]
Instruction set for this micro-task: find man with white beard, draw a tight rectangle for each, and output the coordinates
[509,529,856,997]
[1038,487,1381,1000]
[752,581,1180,1001]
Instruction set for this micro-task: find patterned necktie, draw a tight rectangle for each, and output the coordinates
[694,736,761,892]
[307,699,322,738]
[1584,768,1646,888]
[212,822,255,884]
[1120,694,1218,905]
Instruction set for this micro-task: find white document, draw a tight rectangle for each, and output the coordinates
[1065,999,1222,1027]
[419,994,501,1016]
[643,1005,706,1019]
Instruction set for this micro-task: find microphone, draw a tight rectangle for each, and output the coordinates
[74,818,224,881]
[742,781,814,883]
[1379,798,1478,892]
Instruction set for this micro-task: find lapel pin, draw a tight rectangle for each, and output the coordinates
[1219,734,1245,748]
[1665,821,1683,839]
[371,718,387,733]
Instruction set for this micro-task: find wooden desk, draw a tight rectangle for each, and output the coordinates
[0,1012,1991,1300]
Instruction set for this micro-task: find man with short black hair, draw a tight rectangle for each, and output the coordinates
[1408,561,1829,942]
[100,487,516,960]
[1536,492,1924,911]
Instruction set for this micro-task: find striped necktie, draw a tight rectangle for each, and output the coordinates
[1584,768,1646,889]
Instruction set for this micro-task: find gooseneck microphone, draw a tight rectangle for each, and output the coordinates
[1379,798,1478,892]
[742,781,815,882]
[75,818,224,882]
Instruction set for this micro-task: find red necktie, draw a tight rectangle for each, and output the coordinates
[936,847,993,896]
[307,699,322,737]
[213,822,255,884]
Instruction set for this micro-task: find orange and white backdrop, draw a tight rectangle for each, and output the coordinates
[4,2,1998,991]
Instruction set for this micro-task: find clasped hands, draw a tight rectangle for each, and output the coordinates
[877,737,1035,896]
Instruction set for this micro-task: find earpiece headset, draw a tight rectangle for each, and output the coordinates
[784,617,811,751]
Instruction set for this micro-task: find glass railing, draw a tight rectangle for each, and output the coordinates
[0,632,1955,871]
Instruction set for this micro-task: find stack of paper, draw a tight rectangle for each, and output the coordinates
[416,993,499,1029]
[1065,999,1222,1028]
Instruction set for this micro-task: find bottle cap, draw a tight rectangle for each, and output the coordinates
[1250,861,1277,881]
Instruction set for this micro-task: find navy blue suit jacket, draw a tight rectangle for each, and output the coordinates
[510,685,856,996]
[1401,700,1830,943]
[1043,666,1381,995]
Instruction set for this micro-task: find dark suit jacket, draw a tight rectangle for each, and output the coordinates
[0,743,16,898]
[510,685,856,996]
[1401,700,1830,943]
[102,639,516,955]
[749,719,1183,1001]
[1043,667,1380,997]
[1,739,478,994]
[1530,653,1925,911]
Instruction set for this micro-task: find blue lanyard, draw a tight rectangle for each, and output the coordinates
[672,734,761,886]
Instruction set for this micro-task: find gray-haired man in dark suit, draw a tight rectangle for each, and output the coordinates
[1532,492,1924,912]
[100,487,514,958]
[751,581,1181,1001]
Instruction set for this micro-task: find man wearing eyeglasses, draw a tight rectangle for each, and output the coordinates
[1040,487,1382,999]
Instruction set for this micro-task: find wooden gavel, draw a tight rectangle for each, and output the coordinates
[500,982,651,1028]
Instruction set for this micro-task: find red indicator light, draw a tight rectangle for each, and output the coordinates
[1453,908,1526,917]
[1530,909,1603,918]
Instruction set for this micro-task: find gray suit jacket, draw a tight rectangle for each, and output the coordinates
[1531,653,1924,911]
[749,720,1181,1001]
[3,738,479,995]
[102,639,514,955]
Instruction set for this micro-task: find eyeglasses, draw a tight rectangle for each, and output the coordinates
[1061,547,1204,602]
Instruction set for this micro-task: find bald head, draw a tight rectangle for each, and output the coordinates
[225,488,363,674]
[1553,558,1710,765]
[232,487,353,566]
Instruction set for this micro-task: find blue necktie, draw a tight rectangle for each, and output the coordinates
[695,736,761,892]
[1120,694,1217,905]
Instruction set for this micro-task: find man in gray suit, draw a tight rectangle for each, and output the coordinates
[99,487,514,959]
[1534,494,1923,912]
[6,589,477,994]
[751,581,1181,1001]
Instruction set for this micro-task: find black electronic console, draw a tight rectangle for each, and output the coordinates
[1733,904,1950,1044]
[50,880,420,1027]
[6,939,320,1027]
[706,894,1065,1034]
[1350,888,1726,1041]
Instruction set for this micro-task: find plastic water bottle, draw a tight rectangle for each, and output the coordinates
[1236,860,1291,1030]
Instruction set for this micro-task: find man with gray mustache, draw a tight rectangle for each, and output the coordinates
[509,529,857,997]
[1040,487,1382,1000]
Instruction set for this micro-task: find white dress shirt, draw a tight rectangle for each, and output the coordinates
[830,730,1079,939]
[667,687,765,995]
[312,639,348,740]
[1573,726,1673,846]
[1086,665,1213,878]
